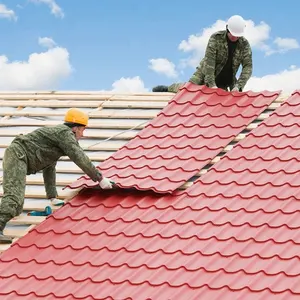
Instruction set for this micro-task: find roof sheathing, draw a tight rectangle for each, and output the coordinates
[0,89,287,253]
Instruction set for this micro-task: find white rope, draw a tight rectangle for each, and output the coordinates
[85,119,149,150]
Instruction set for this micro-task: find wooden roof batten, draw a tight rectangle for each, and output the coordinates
[0,90,288,253]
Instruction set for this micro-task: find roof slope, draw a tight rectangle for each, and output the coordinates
[0,90,298,299]
[65,82,280,193]
[0,91,174,252]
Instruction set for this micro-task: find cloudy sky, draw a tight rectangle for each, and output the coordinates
[1,0,300,93]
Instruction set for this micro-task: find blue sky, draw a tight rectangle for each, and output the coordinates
[1,0,300,93]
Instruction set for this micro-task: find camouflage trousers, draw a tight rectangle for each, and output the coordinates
[0,144,27,231]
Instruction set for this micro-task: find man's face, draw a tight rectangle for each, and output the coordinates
[227,32,239,42]
[73,126,86,140]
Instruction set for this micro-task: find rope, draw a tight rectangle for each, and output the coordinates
[84,119,149,150]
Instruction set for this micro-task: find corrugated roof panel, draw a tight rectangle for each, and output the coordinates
[65,83,280,193]
[4,91,300,299]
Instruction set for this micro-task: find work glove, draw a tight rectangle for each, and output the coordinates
[50,198,65,206]
[99,177,114,189]
[232,86,240,92]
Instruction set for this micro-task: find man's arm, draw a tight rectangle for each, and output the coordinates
[235,40,253,91]
[43,162,58,199]
[58,131,103,182]
[189,34,217,87]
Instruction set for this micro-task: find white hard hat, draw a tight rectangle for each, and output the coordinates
[227,15,246,37]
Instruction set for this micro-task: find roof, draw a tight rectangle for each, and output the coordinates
[0,84,297,299]
[65,83,280,193]
[0,90,174,251]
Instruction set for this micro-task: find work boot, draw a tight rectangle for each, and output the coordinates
[152,85,169,92]
[51,198,65,206]
[0,231,12,244]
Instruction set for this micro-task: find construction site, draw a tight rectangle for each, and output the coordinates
[0,82,299,299]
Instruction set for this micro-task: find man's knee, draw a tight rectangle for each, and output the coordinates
[0,199,20,219]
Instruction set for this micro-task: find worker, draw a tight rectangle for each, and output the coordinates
[152,15,253,93]
[0,108,114,244]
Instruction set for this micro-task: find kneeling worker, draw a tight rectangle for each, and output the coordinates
[0,108,113,244]
[153,15,252,93]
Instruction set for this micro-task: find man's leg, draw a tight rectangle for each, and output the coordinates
[0,146,27,243]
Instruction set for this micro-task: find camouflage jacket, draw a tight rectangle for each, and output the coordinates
[10,124,102,198]
[189,30,253,91]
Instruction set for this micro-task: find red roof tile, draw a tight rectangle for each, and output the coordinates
[65,82,280,193]
[3,90,300,299]
[1,180,300,299]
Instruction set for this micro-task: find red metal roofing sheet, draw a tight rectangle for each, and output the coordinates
[65,82,280,193]
[0,182,300,299]
[2,90,300,300]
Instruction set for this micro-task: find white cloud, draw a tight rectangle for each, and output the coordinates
[274,37,300,50]
[30,0,64,18]
[245,65,300,94]
[0,38,72,90]
[38,37,57,48]
[148,58,178,78]
[266,37,300,55]
[0,4,17,21]
[111,76,149,93]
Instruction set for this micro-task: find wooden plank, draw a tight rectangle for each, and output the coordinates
[0,91,170,95]
[0,95,111,100]
[8,215,46,225]
[0,119,148,129]
[0,187,77,199]
[0,243,13,253]
[0,100,168,109]
[0,94,173,101]
[54,168,84,174]
[0,109,161,119]
[2,105,25,121]
[0,100,104,108]
[0,140,127,151]
[89,110,160,119]
[108,95,173,102]
[0,152,112,162]
[268,102,281,109]
[4,227,31,238]
[25,178,76,186]
[274,94,288,102]
[102,101,167,109]
[0,128,139,140]
[84,140,126,151]
[0,110,88,118]
[23,200,61,212]
[246,123,258,130]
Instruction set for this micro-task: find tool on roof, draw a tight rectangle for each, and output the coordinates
[28,206,53,217]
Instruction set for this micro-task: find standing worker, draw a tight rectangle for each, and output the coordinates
[153,15,253,93]
[0,108,114,244]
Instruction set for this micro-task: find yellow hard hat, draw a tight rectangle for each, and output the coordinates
[64,108,89,126]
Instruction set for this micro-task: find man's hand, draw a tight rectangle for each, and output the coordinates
[99,177,114,189]
[232,86,240,92]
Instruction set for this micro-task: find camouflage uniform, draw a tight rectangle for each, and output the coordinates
[0,124,102,231]
[167,30,253,93]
